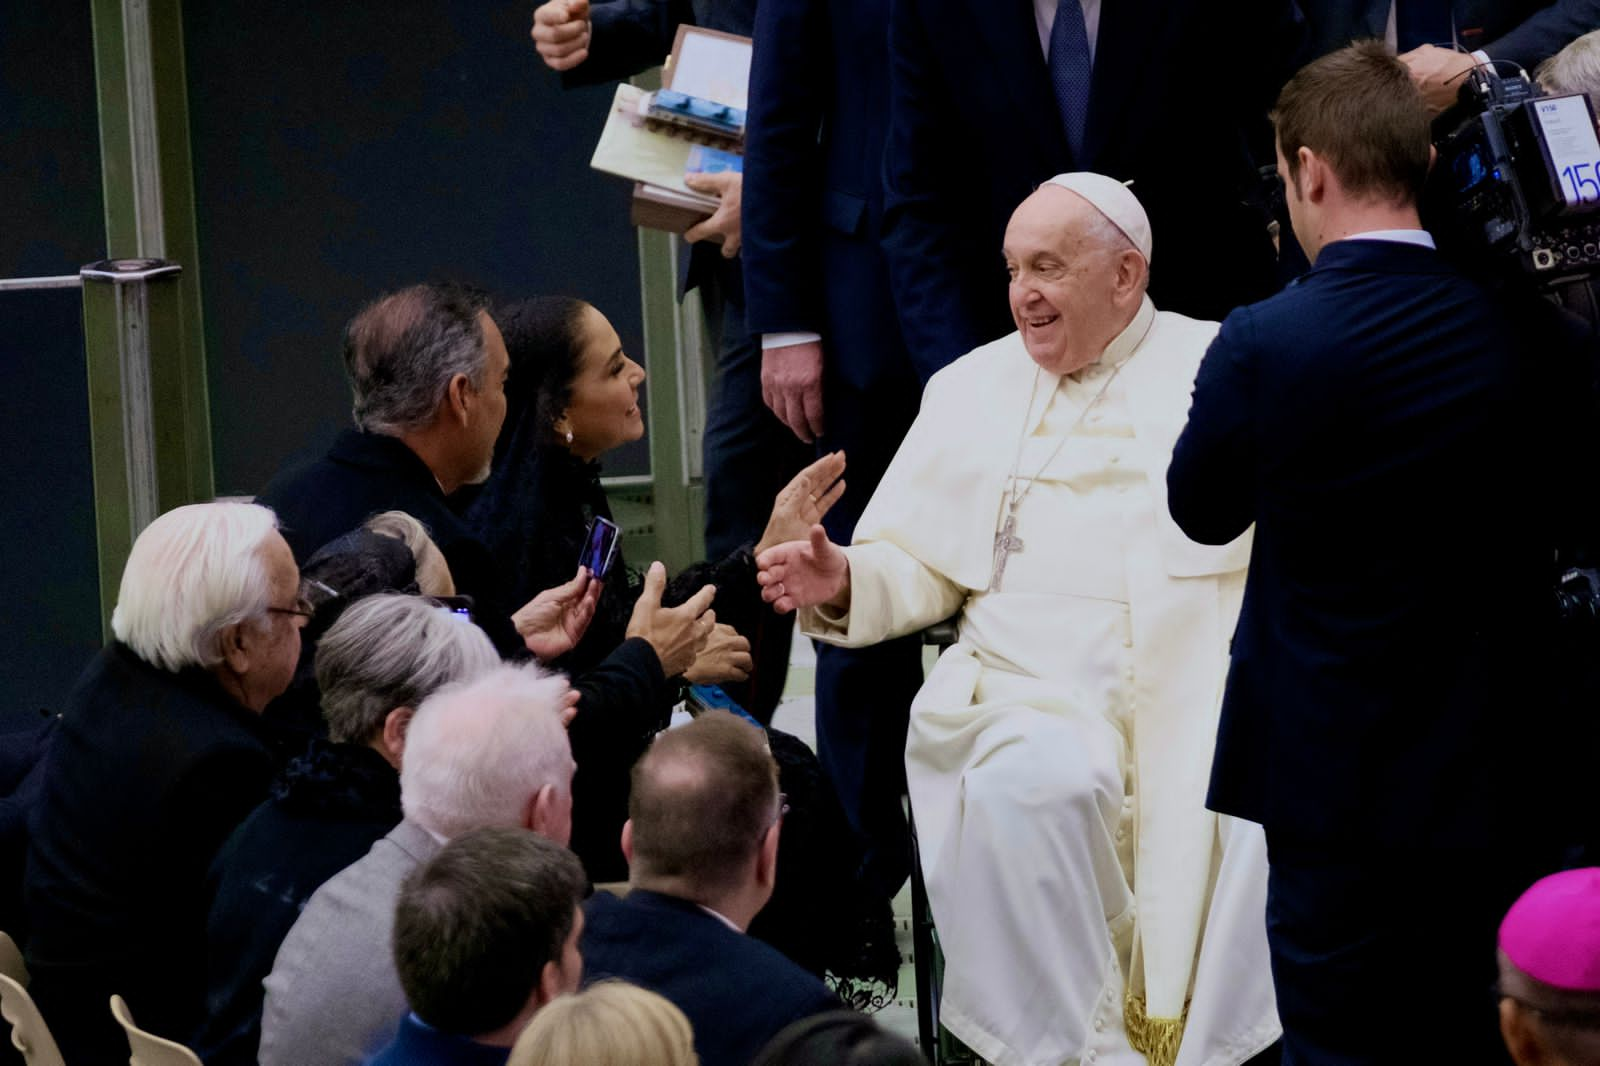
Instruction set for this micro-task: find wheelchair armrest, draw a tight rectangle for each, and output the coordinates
[921,618,959,651]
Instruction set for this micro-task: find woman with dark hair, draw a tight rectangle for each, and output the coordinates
[469,295,842,714]
[467,297,896,996]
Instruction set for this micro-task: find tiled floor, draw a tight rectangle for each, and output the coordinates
[768,634,925,1048]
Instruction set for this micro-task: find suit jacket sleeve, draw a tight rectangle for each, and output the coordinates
[1482,0,1600,72]
[1167,310,1260,546]
[742,0,829,337]
[560,0,696,88]
[880,0,990,378]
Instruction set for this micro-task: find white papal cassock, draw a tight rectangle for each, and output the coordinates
[801,298,1277,1066]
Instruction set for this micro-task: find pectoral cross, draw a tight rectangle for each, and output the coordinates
[990,512,1024,592]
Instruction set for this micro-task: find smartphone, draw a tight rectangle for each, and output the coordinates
[579,516,622,581]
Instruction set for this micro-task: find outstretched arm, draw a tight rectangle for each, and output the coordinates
[1167,313,1259,546]
[759,525,965,647]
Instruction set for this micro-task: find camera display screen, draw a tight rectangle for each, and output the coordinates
[1534,96,1600,209]
[1453,142,1493,193]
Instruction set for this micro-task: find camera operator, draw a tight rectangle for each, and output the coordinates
[1168,41,1582,1065]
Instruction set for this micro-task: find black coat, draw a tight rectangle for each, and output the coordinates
[193,739,402,1066]
[466,443,772,881]
[257,429,520,654]
[22,644,273,1064]
[581,889,840,1066]
[1168,239,1565,850]
[882,0,1304,377]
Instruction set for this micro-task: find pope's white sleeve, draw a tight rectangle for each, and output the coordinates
[798,540,967,647]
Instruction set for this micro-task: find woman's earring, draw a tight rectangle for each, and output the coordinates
[564,429,574,444]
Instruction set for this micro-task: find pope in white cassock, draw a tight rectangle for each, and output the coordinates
[757,175,1277,1066]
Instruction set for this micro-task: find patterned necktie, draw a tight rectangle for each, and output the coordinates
[1395,0,1454,51]
[1048,0,1092,161]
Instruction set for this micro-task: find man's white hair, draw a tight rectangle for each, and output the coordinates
[400,662,574,839]
[1537,29,1600,114]
[110,501,281,672]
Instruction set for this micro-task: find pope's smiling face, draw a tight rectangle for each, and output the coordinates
[1003,186,1146,375]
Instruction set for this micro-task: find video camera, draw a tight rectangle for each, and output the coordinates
[1427,64,1600,290]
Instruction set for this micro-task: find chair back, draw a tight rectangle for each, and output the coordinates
[0,973,65,1066]
[110,994,204,1066]
[0,932,25,986]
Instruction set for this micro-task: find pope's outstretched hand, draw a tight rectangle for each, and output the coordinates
[756,524,849,615]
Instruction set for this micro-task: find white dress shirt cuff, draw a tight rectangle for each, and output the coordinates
[761,331,823,350]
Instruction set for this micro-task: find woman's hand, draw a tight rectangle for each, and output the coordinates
[514,566,603,660]
[625,562,717,677]
[756,525,850,615]
[756,451,847,556]
[683,623,754,684]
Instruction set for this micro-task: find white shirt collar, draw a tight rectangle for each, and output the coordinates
[1341,228,1436,249]
[697,904,743,932]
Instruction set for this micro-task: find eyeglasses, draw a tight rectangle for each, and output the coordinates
[267,577,330,621]
[267,595,316,620]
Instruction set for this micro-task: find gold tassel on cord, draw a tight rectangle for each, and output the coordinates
[1123,990,1188,1066]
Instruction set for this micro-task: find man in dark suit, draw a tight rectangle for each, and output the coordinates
[882,0,1303,376]
[1295,1,1600,110]
[1168,43,1571,1064]
[580,711,838,1066]
[738,0,921,969]
[24,502,300,1064]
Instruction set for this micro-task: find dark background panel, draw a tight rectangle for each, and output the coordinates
[184,0,652,495]
[0,2,108,731]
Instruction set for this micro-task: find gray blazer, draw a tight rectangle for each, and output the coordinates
[257,819,441,1066]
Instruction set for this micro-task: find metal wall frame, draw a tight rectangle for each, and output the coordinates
[83,0,212,630]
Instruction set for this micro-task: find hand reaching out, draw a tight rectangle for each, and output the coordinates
[625,562,717,677]
[756,525,850,615]
[683,623,753,684]
[756,451,846,556]
[513,566,603,660]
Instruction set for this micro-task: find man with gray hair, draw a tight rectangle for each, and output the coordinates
[758,176,1275,1065]
[259,661,577,1066]
[258,284,530,654]
[23,501,304,1064]
[196,593,501,1066]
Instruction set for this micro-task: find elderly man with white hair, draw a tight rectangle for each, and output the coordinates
[23,500,306,1064]
[259,661,577,1066]
[758,175,1276,1066]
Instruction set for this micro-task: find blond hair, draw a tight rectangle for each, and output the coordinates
[508,981,698,1066]
[364,510,454,595]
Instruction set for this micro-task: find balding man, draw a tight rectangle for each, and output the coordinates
[579,711,838,1066]
[259,663,576,1066]
[758,176,1275,1066]
[24,502,303,1063]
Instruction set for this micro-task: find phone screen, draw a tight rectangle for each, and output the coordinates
[580,517,622,580]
